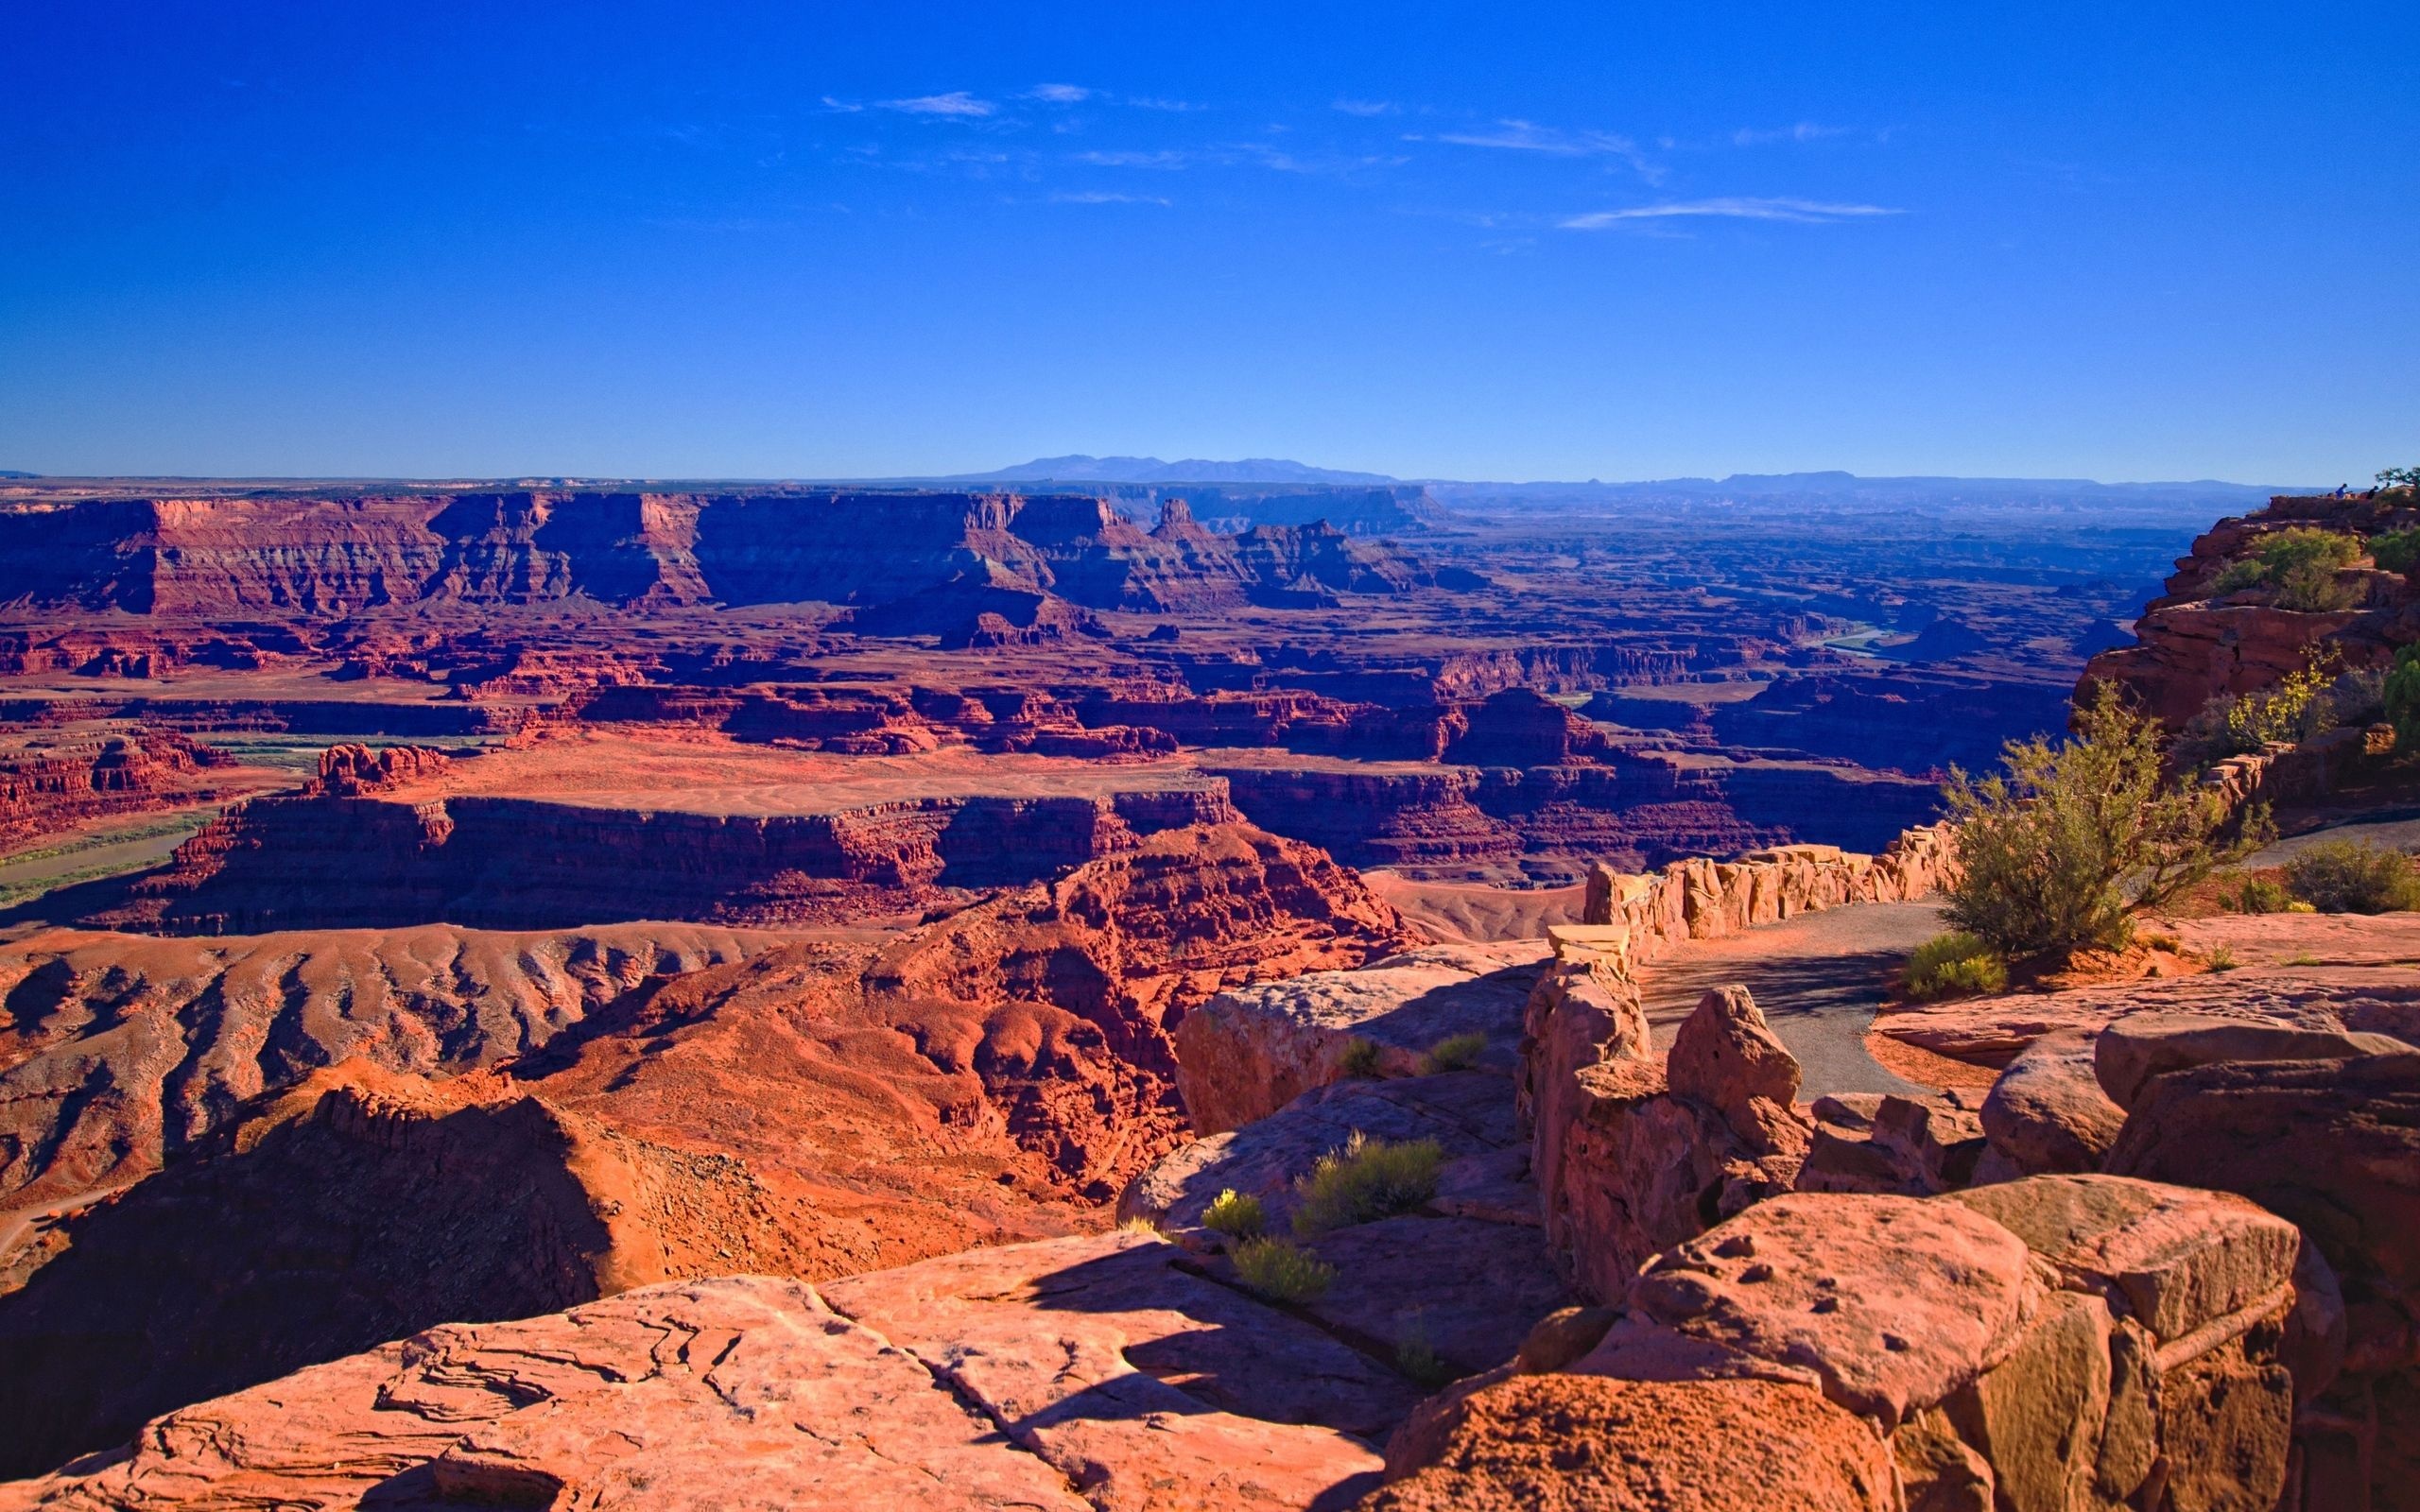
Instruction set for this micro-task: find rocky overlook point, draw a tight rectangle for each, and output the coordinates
[0,473,2414,1512]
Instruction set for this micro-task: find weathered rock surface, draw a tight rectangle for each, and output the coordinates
[0,1275,1098,1511]
[1119,1071,1520,1233]
[1616,1193,2039,1430]
[1872,967,2420,1068]
[1527,978,1812,1301]
[0,920,795,1213]
[0,1064,804,1480]
[821,1230,1417,1509]
[1978,1030,2125,1177]
[2092,1009,2412,1110]
[1173,942,1541,1134]
[1358,1373,1900,1512]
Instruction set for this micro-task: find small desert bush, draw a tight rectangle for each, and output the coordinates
[1901,932,2008,1000]
[2213,528,2362,611]
[2386,647,2420,751]
[1201,1188,1266,1239]
[2371,527,2420,576]
[1292,1132,1443,1236]
[1945,682,2252,960]
[2177,658,2339,766]
[1336,1036,1383,1078]
[1421,1031,1487,1074]
[2207,943,2240,972]
[2284,838,2420,914]
[2225,875,2293,914]
[1394,1317,1457,1389]
[1231,1237,1335,1303]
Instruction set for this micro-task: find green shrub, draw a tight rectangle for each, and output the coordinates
[1421,1031,1488,1074]
[2226,875,2293,914]
[1292,1132,1443,1236]
[1944,682,2252,960]
[2378,466,2420,491]
[2207,943,2240,971]
[2371,527,2420,576]
[1201,1188,1266,1239]
[2387,646,2420,752]
[2274,561,2360,612]
[1336,1037,1383,1078]
[1393,1317,1458,1388]
[1231,1236,1335,1302]
[2283,838,2420,914]
[2214,528,2363,611]
[1902,932,2009,1000]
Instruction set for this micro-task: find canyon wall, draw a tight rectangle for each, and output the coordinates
[94,781,1244,934]
[0,489,1444,620]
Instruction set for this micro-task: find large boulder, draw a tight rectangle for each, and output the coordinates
[1530,982,1811,1300]
[1612,1193,2040,1432]
[1356,1373,1899,1512]
[1979,1030,2125,1177]
[2093,1010,2411,1110]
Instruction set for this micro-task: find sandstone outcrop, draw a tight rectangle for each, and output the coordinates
[2085,490,2420,730]
[1978,1029,2126,1177]
[0,727,249,848]
[0,1062,806,1479]
[1172,942,1542,1134]
[95,778,1243,933]
[0,1275,1099,1511]
[2103,1051,2420,1512]
[1378,1177,2305,1512]
[0,920,792,1214]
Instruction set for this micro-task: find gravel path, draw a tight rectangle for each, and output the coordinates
[1639,901,1946,1097]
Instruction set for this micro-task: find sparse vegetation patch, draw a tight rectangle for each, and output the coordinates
[1901,932,2008,1000]
[1231,1237,1336,1303]
[1291,1132,1443,1236]
[1421,1031,1488,1074]
[1201,1188,1266,1239]
[2283,838,2420,914]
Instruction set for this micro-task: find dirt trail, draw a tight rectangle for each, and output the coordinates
[1638,901,1945,1096]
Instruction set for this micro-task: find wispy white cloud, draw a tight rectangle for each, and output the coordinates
[1050,190,1171,205]
[1427,120,1640,160]
[1731,122,1854,146]
[1560,197,1902,228]
[820,94,863,113]
[1126,95,1204,112]
[1028,83,1092,103]
[879,91,995,118]
[1332,98,1397,116]
[1072,148,1191,168]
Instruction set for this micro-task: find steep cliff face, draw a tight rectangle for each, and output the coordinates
[0,1064,799,1480]
[1211,751,1939,876]
[0,489,1445,622]
[0,920,793,1212]
[2085,490,2420,727]
[0,728,238,846]
[96,782,1243,934]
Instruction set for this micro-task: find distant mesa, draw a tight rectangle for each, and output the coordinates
[951,455,1399,485]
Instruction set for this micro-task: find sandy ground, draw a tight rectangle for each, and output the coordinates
[1639,902,1948,1097]
[1363,872,1588,942]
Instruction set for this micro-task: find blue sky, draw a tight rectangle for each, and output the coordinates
[3,3,2413,482]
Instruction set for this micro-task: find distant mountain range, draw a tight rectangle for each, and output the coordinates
[946,455,1399,486]
[942,459,2307,505]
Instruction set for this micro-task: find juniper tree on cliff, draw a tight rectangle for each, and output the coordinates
[1943,681,2259,960]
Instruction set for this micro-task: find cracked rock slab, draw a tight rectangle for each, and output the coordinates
[0,1276,1092,1511]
